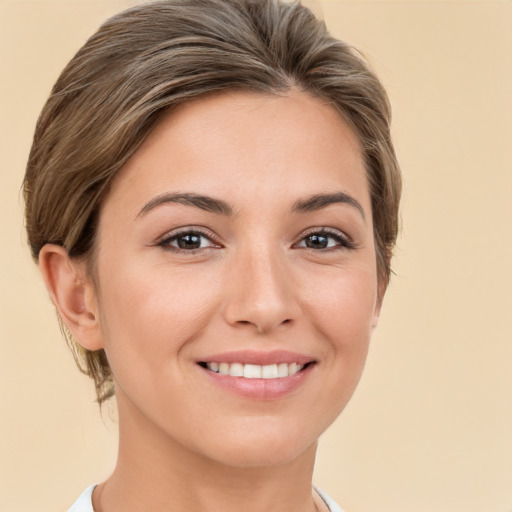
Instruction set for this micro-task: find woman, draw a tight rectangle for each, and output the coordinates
[23,0,401,510]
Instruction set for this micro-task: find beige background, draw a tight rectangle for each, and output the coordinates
[1,1,511,511]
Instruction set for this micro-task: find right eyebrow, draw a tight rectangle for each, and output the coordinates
[291,192,366,222]
[135,192,234,219]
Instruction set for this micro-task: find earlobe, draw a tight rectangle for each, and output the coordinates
[38,244,104,351]
[371,307,381,330]
[372,279,388,330]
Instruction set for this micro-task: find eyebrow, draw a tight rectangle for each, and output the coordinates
[136,192,233,219]
[136,191,365,221]
[291,192,366,221]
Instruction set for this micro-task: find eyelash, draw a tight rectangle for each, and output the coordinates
[157,227,355,253]
[157,228,221,253]
[294,228,356,251]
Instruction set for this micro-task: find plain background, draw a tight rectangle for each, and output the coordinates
[1,1,511,511]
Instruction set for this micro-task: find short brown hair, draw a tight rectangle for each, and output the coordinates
[24,0,401,403]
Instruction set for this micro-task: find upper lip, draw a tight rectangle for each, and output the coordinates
[197,350,316,366]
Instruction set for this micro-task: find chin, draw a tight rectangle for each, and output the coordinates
[195,422,319,469]
[210,445,315,469]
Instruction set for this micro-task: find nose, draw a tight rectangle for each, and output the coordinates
[222,245,301,335]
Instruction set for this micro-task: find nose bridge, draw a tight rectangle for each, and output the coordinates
[224,239,299,333]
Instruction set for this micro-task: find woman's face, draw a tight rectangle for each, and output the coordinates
[91,90,382,467]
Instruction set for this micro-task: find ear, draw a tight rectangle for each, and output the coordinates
[38,244,104,351]
[371,278,388,330]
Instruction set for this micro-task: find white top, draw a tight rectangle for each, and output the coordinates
[67,485,94,512]
[68,485,344,512]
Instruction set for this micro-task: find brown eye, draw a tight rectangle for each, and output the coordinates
[175,233,203,249]
[296,230,354,250]
[304,234,331,249]
[158,230,219,252]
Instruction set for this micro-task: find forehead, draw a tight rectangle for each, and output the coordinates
[104,89,369,217]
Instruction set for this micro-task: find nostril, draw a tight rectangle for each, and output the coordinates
[236,318,293,331]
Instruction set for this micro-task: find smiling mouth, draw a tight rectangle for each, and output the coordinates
[198,361,313,379]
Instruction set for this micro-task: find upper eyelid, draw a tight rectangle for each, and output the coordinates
[299,227,352,241]
[294,227,357,250]
[158,226,216,240]
[155,226,354,247]
[302,226,345,235]
[157,227,222,247]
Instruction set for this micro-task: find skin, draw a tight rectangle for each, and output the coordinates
[40,90,384,512]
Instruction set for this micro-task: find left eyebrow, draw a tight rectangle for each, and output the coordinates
[136,192,234,219]
[291,192,366,221]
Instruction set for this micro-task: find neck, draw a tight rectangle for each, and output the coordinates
[94,397,321,512]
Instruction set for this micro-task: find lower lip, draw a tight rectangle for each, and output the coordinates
[198,364,315,400]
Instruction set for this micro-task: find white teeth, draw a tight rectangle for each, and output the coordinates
[205,362,305,378]
[277,362,289,377]
[229,362,244,377]
[262,364,278,379]
[244,364,262,379]
[289,363,299,375]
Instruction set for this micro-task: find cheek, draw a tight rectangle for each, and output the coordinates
[95,257,229,377]
[308,262,378,340]
[306,263,378,390]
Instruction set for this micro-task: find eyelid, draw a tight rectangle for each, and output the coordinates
[156,226,222,250]
[154,225,356,252]
[295,227,356,249]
